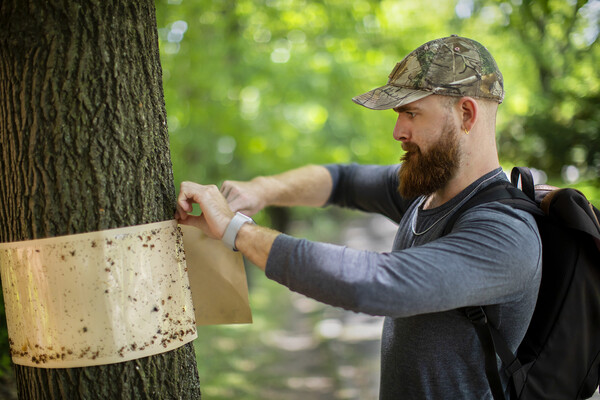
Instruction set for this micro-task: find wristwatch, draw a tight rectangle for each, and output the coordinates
[222,212,255,251]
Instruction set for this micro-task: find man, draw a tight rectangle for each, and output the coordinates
[176,35,542,399]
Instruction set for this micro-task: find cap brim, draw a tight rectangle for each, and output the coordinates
[352,85,432,110]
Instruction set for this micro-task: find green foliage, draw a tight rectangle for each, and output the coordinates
[155,0,599,199]
[477,0,600,182]
[156,0,451,187]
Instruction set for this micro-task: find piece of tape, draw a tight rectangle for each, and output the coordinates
[0,220,197,368]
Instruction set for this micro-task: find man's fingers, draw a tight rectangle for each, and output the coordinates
[178,181,210,212]
[175,202,189,221]
[176,181,233,239]
[220,183,232,199]
[227,197,248,214]
[176,182,202,223]
[177,187,195,212]
[225,194,240,212]
[219,181,261,215]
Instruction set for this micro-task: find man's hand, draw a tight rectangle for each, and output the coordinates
[219,165,333,214]
[220,179,266,216]
[176,180,279,270]
[176,182,235,240]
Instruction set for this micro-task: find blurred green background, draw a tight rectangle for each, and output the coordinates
[1,0,599,398]
[156,0,600,201]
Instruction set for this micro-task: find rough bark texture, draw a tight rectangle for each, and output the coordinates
[0,0,201,398]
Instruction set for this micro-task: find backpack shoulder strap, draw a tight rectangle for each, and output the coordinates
[466,307,524,400]
[442,178,540,237]
[441,170,540,400]
[511,167,535,201]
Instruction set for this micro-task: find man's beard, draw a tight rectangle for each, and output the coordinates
[397,122,461,199]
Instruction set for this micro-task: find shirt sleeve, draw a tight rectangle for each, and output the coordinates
[265,202,542,318]
[325,163,411,223]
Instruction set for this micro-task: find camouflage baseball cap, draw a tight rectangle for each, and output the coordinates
[352,35,504,110]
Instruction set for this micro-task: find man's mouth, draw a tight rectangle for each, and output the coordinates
[400,143,420,162]
[401,142,420,153]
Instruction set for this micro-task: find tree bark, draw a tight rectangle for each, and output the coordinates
[0,0,201,398]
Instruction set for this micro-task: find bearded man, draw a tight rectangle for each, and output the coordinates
[176,36,542,400]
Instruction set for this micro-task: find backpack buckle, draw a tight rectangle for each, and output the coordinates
[465,307,488,325]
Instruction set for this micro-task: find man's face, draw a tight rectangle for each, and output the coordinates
[394,96,462,199]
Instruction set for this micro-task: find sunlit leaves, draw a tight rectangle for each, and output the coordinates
[155,0,599,203]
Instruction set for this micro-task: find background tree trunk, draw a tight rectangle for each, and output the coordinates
[0,0,201,398]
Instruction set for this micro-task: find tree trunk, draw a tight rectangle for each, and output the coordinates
[0,0,201,398]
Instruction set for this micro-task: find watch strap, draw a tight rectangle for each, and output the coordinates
[222,212,255,251]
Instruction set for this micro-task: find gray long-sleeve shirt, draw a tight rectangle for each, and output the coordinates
[265,164,542,399]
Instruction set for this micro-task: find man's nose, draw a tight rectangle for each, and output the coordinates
[393,115,409,142]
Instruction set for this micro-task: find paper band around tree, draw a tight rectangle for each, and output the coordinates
[0,220,197,368]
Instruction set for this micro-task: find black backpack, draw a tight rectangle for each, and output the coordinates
[443,167,600,400]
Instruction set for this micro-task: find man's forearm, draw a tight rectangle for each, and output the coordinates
[235,222,280,270]
[228,165,331,270]
[252,164,332,208]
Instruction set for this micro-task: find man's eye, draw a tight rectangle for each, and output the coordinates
[406,112,415,118]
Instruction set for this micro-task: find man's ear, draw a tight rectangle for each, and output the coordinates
[458,97,478,133]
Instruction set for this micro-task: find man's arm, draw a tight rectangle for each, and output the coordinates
[176,164,331,271]
[220,164,333,216]
[176,180,541,317]
[265,205,542,317]
[234,223,278,270]
[176,163,404,271]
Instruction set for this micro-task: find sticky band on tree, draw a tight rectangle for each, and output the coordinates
[0,220,197,369]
